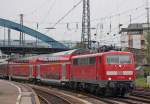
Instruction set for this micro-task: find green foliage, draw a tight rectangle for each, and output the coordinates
[135,78,149,88]
[146,32,150,63]
[146,32,150,44]
[144,66,150,77]
[122,47,129,51]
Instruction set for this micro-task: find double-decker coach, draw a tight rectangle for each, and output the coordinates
[35,49,91,85]
[70,51,136,96]
[8,57,38,81]
[0,61,8,79]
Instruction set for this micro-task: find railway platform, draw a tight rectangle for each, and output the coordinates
[0,79,40,104]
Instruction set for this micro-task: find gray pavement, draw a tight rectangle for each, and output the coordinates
[0,80,18,104]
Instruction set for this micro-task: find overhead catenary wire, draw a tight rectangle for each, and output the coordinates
[96,12,146,45]
[91,4,145,22]
[45,0,83,34]
[24,0,52,16]
[98,11,146,36]
[52,0,82,27]
[20,3,145,27]
[7,0,146,42]
[40,0,57,24]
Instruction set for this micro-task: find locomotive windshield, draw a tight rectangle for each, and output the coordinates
[106,54,131,64]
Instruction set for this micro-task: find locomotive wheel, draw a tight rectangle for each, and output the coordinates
[120,88,128,98]
[112,88,118,97]
[99,88,106,96]
[72,82,78,90]
[89,85,96,94]
[95,87,101,95]
[69,82,74,90]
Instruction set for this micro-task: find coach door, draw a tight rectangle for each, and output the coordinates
[62,64,66,81]
[36,65,40,79]
[29,65,33,78]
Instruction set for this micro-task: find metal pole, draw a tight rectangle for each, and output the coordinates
[4,26,6,46]
[8,28,11,45]
[81,0,91,49]
[20,14,24,46]
[146,0,150,62]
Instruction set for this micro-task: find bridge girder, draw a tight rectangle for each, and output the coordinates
[0,18,68,49]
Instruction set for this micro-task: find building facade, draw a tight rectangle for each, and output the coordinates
[120,23,149,65]
[121,23,145,50]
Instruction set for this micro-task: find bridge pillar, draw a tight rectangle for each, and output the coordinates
[8,28,11,45]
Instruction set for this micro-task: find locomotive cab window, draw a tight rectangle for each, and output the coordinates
[106,54,131,64]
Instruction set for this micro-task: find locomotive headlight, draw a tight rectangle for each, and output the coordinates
[129,77,132,80]
[108,77,112,80]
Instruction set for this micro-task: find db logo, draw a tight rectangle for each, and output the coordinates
[117,71,123,75]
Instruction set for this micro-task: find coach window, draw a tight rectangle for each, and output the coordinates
[79,58,85,65]
[73,59,78,65]
[84,58,89,65]
[89,57,96,65]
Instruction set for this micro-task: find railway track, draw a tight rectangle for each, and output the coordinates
[37,85,126,104]
[31,85,92,104]
[33,87,72,104]
[17,83,150,104]
[48,86,150,104]
[38,95,50,104]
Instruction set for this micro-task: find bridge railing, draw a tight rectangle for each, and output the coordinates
[0,40,51,48]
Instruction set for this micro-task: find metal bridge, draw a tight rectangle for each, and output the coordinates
[0,18,69,54]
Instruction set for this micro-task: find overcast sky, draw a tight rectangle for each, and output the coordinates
[0,0,148,45]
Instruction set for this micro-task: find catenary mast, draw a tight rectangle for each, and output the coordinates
[81,0,91,49]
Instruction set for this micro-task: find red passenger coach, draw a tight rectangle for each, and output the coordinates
[35,49,90,84]
[70,51,136,96]
[8,57,38,81]
[36,56,71,84]
[0,62,8,78]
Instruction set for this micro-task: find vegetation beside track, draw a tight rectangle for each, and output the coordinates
[135,78,150,88]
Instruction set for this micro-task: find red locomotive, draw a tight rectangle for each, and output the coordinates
[0,49,136,97]
[70,51,135,96]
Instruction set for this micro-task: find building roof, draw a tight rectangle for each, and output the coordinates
[120,23,143,32]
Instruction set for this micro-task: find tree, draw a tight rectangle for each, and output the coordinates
[146,32,150,64]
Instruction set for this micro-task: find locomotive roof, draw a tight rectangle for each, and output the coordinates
[72,51,132,59]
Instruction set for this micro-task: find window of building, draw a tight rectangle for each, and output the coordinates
[129,40,133,46]
[141,40,145,45]
[128,31,143,35]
